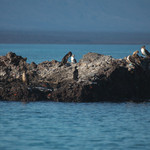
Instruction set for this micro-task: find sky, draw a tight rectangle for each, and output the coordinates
[0,0,150,32]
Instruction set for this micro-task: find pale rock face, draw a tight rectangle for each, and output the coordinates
[0,71,6,76]
[22,72,26,82]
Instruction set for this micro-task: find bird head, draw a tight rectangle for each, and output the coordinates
[141,45,145,49]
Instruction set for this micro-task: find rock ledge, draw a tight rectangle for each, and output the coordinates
[1,52,150,102]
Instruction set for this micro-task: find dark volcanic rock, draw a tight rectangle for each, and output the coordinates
[0,51,150,102]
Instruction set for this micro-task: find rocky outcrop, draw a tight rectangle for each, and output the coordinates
[1,51,150,102]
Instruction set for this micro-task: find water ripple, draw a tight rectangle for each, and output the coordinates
[0,102,150,150]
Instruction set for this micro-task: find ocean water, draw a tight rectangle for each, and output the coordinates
[1,44,150,150]
[0,102,150,150]
[0,44,149,64]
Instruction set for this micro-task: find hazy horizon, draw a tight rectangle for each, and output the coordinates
[0,30,150,44]
[0,0,150,44]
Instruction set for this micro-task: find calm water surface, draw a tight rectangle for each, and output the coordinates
[0,102,150,150]
[0,44,150,64]
[0,44,150,149]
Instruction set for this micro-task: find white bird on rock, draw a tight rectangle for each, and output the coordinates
[71,54,77,63]
[141,46,150,57]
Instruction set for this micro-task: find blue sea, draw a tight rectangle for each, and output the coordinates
[0,44,149,64]
[0,44,150,150]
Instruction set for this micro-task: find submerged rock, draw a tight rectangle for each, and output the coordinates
[0,51,150,102]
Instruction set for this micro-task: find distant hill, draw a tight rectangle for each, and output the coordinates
[0,31,150,44]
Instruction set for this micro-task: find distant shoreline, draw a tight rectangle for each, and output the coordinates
[0,31,150,44]
[0,42,149,45]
